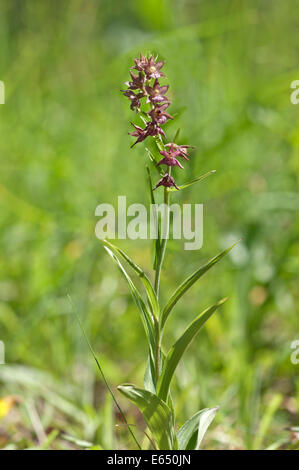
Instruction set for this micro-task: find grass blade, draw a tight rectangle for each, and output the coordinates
[252,393,283,450]
[61,433,93,449]
[67,295,141,450]
[102,393,115,450]
[173,128,181,143]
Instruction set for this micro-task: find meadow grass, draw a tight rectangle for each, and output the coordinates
[0,0,298,449]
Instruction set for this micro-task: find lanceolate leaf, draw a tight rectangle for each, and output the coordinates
[177,407,219,450]
[169,170,216,191]
[144,353,176,429]
[118,384,178,450]
[161,242,238,329]
[157,298,228,402]
[103,247,155,361]
[102,240,159,322]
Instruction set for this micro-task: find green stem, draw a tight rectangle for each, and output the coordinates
[153,169,171,383]
[137,98,170,384]
[154,169,171,298]
[154,317,161,383]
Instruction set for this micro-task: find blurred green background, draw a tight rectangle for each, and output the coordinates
[0,0,298,450]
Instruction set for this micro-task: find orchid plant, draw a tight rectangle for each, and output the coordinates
[101,53,236,450]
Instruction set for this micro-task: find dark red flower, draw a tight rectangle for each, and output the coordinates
[164,143,195,160]
[145,121,165,138]
[131,54,165,79]
[129,121,165,147]
[129,123,148,145]
[124,54,195,191]
[157,152,184,169]
[131,53,148,72]
[148,103,173,124]
[154,173,179,190]
[122,90,143,111]
[145,79,169,103]
[144,56,165,79]
[125,71,145,91]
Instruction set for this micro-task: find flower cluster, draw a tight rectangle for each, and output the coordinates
[122,53,194,190]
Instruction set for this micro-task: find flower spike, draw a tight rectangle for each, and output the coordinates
[122,53,195,189]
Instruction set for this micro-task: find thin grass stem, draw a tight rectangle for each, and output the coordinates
[67,295,142,450]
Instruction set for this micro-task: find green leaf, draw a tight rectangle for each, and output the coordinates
[118,384,178,450]
[157,298,228,402]
[102,240,159,321]
[177,407,219,450]
[103,247,155,360]
[144,353,176,428]
[161,242,238,329]
[169,170,216,191]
